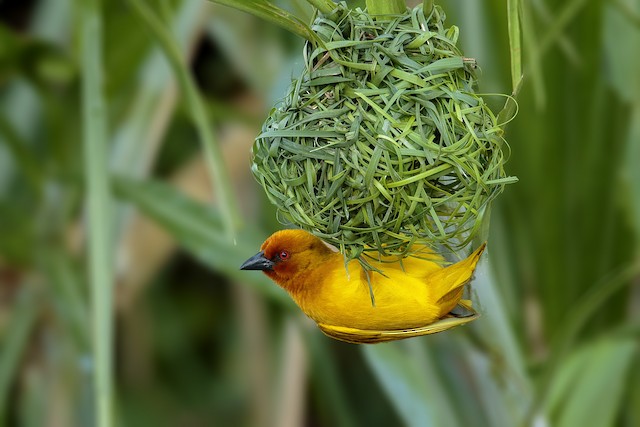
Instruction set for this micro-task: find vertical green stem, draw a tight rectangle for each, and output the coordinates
[366,0,406,15]
[128,0,241,240]
[305,0,336,14]
[80,0,113,425]
[507,0,523,93]
[525,261,640,425]
[522,0,545,109]
[210,0,317,41]
[422,0,433,16]
[0,287,38,426]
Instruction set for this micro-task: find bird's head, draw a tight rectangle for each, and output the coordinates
[240,229,334,287]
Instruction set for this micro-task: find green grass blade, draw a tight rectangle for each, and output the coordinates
[80,0,113,424]
[422,0,433,16]
[109,0,204,259]
[110,0,202,178]
[545,338,638,427]
[209,0,319,41]
[0,115,42,193]
[628,356,640,426]
[17,371,46,427]
[112,176,292,306]
[305,0,336,14]
[449,338,514,427]
[470,253,533,423]
[127,0,241,242]
[0,286,38,424]
[45,251,91,351]
[365,0,406,15]
[362,341,461,427]
[507,0,523,93]
[537,0,589,58]
[206,5,299,95]
[303,332,357,427]
[603,0,640,105]
[552,259,640,354]
[624,106,640,244]
[530,0,581,65]
[521,0,545,109]
[612,0,640,28]
[528,261,640,423]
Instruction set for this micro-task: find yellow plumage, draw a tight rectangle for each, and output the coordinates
[241,229,486,343]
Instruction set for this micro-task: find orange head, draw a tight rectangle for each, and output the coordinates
[240,229,334,288]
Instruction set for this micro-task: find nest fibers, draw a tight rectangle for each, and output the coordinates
[251,3,515,261]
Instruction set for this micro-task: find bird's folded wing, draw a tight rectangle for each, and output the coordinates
[317,302,479,344]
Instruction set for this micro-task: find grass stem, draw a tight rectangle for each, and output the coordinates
[0,287,38,425]
[305,0,336,15]
[128,0,241,240]
[80,0,113,425]
[209,0,318,41]
[423,0,433,16]
[365,0,406,15]
[507,0,523,93]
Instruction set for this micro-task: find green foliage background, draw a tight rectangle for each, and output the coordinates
[0,0,639,426]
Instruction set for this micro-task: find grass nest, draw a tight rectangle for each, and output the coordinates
[251,3,515,261]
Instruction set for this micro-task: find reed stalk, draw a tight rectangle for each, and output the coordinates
[80,0,113,425]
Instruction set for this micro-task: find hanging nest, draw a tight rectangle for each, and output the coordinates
[251,3,515,261]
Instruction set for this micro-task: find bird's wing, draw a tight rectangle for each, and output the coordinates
[423,243,486,296]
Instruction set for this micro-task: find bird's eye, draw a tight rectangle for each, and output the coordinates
[279,250,290,260]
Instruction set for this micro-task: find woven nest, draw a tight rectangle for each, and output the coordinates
[252,3,514,261]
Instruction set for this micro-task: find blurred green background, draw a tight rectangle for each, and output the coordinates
[0,0,639,426]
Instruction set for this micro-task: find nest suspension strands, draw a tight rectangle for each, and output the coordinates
[252,3,515,263]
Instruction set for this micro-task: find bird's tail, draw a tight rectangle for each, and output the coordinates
[427,243,486,314]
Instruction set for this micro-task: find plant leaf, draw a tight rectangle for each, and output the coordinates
[623,106,640,244]
[0,286,39,421]
[80,0,114,424]
[112,175,292,306]
[362,341,461,427]
[209,0,319,41]
[506,0,522,93]
[127,0,241,242]
[545,338,638,427]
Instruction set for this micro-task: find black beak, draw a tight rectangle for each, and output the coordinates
[240,251,275,271]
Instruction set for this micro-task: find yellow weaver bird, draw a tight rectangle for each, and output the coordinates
[241,229,485,342]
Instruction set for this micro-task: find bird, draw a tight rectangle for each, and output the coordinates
[240,229,485,334]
